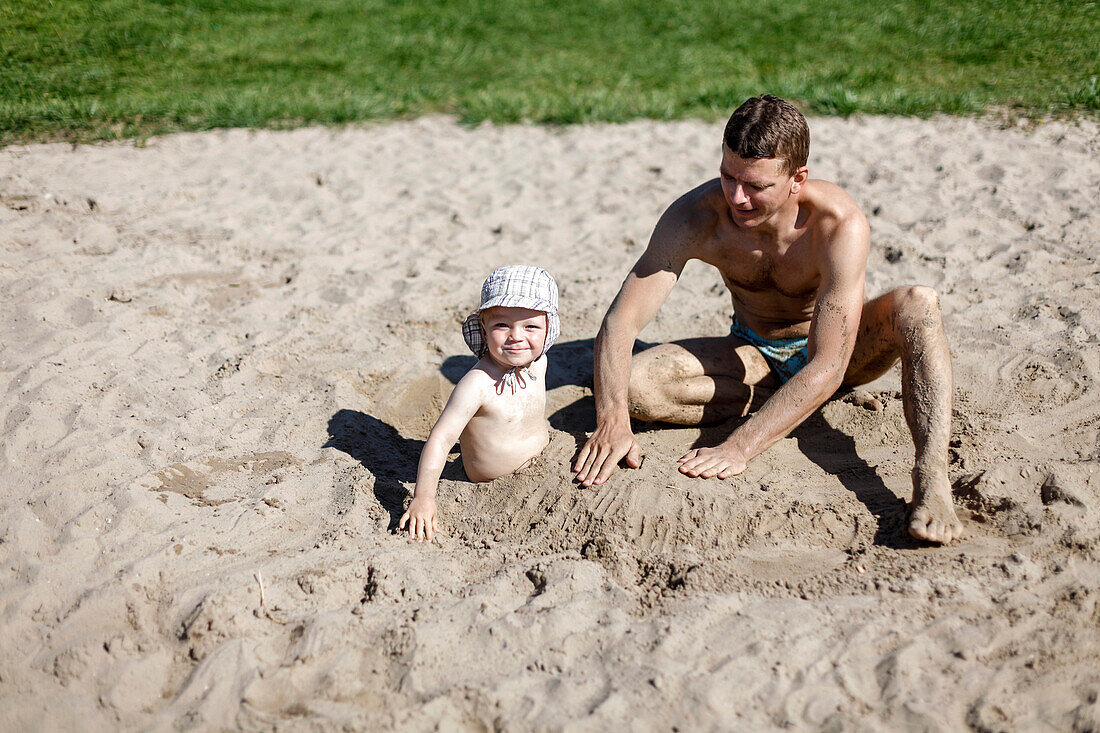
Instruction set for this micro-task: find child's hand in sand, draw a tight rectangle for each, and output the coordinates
[399,497,438,542]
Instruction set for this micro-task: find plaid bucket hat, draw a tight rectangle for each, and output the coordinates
[462,265,560,359]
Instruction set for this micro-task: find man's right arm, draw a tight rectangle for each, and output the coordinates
[573,197,700,486]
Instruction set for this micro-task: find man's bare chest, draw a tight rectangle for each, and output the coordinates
[702,242,819,299]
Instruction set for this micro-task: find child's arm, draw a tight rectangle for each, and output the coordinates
[399,372,485,542]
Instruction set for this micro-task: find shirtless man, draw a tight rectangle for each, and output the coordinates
[573,95,963,544]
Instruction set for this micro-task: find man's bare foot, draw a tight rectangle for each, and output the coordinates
[909,468,963,544]
[842,389,884,412]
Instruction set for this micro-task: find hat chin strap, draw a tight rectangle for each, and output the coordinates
[496,364,533,395]
[493,342,546,394]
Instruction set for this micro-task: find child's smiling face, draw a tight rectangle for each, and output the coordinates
[480,306,549,370]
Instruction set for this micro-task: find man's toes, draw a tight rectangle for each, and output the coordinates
[908,514,961,544]
[908,513,940,542]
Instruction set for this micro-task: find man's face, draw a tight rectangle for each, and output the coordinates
[481,306,548,369]
[719,146,804,229]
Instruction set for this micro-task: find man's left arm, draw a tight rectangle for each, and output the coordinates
[678,212,869,479]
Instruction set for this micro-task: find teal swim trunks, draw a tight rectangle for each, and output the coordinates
[730,314,809,384]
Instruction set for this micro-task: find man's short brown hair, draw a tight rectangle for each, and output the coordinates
[723,95,809,177]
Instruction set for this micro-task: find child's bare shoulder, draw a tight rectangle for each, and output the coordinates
[456,356,527,403]
[454,360,497,393]
[432,361,494,420]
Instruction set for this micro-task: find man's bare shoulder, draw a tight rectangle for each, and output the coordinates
[800,179,870,263]
[654,179,726,250]
[802,179,867,228]
[672,177,727,219]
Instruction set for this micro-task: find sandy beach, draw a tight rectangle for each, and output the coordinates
[1,113,1098,730]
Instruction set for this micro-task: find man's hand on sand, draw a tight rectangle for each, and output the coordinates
[574,420,641,486]
[678,443,747,479]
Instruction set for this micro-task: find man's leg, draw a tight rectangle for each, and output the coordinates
[845,286,963,544]
[627,335,778,425]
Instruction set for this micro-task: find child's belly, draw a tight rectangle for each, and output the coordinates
[459,421,549,482]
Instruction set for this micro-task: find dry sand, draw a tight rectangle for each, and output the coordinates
[1,114,1099,730]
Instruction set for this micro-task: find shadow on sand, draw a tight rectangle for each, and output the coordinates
[687,404,913,548]
[324,409,462,531]
[790,411,915,548]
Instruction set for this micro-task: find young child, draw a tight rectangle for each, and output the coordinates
[399,265,560,542]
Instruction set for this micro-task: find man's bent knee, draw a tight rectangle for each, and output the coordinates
[627,372,668,421]
[892,285,942,325]
[627,346,688,422]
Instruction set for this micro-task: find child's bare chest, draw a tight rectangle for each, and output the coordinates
[477,381,546,426]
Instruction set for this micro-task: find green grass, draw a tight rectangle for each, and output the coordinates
[2,0,1097,143]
